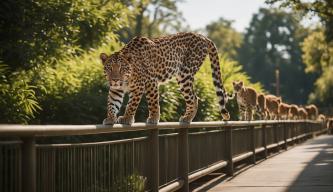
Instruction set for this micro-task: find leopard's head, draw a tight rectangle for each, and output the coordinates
[100,52,130,89]
[232,81,244,93]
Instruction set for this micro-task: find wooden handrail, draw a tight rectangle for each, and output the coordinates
[0,120,326,192]
[0,120,320,137]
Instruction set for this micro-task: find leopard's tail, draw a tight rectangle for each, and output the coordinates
[206,38,230,120]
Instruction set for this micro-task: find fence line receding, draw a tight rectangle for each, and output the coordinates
[0,120,328,192]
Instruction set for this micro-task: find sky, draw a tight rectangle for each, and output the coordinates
[178,0,269,32]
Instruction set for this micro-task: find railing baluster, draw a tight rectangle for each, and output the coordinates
[283,122,288,150]
[226,127,233,176]
[148,128,159,192]
[262,124,267,158]
[178,127,189,192]
[250,126,256,164]
[273,123,279,151]
[22,137,36,192]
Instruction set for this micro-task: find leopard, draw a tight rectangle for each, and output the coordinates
[289,104,299,120]
[100,32,231,125]
[265,94,281,120]
[297,107,308,119]
[317,114,326,122]
[257,93,268,120]
[232,81,258,121]
[278,103,291,120]
[304,104,318,120]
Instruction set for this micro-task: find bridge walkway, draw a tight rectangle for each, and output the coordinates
[195,135,333,192]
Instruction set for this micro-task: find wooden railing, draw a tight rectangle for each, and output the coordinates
[0,120,327,192]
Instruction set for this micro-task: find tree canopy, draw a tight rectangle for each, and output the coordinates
[266,0,333,107]
[302,28,333,106]
[266,0,333,42]
[118,0,185,42]
[206,18,243,59]
[0,0,130,71]
[238,8,315,104]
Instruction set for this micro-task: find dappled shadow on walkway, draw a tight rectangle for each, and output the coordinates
[286,135,333,192]
[192,135,333,192]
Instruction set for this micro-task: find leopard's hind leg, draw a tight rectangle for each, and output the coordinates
[145,80,160,124]
[239,104,247,121]
[177,74,198,123]
[247,105,254,121]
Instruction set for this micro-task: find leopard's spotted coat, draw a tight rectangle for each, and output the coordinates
[100,32,230,125]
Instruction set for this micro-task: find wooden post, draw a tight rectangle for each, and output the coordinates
[22,137,36,192]
[304,121,308,140]
[148,128,159,192]
[226,127,234,176]
[295,122,299,143]
[291,122,296,145]
[311,121,315,138]
[178,127,189,192]
[262,125,267,158]
[273,124,279,151]
[250,126,256,164]
[283,123,288,150]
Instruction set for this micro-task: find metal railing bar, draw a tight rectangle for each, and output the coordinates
[188,160,227,183]
[36,136,147,148]
[254,147,265,154]
[189,129,224,135]
[0,120,319,137]
[159,179,184,192]
[232,151,253,164]
[0,140,22,145]
[159,133,178,137]
[267,143,279,150]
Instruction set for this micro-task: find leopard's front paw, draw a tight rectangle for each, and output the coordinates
[221,109,230,121]
[146,116,159,124]
[117,115,134,125]
[179,116,193,124]
[103,117,117,125]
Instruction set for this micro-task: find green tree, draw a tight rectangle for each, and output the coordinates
[24,40,121,124]
[266,0,333,42]
[302,29,333,106]
[238,8,314,104]
[118,0,185,42]
[206,18,243,59]
[266,0,333,107]
[0,0,131,123]
[0,0,130,70]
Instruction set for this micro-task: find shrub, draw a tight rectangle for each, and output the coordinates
[0,64,41,124]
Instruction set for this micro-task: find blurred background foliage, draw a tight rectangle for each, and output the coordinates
[0,0,331,124]
[266,0,333,111]
[237,8,315,104]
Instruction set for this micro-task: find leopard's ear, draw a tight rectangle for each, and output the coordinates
[239,81,244,86]
[100,53,108,64]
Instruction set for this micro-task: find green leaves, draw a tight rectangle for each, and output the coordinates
[238,8,314,104]
[0,0,131,70]
[206,18,243,59]
[0,64,41,124]
[302,28,333,106]
[266,0,333,42]
[302,29,331,74]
